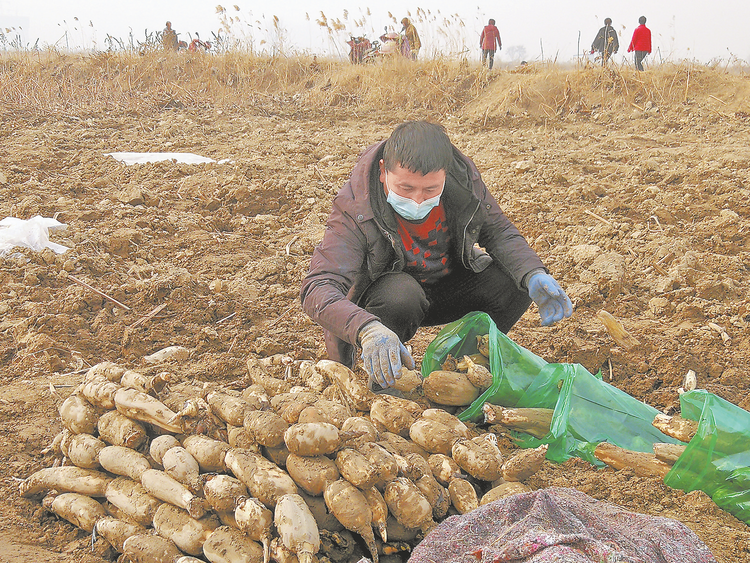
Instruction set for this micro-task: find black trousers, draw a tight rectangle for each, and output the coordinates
[634,51,648,71]
[481,49,496,69]
[357,263,532,346]
[599,49,614,65]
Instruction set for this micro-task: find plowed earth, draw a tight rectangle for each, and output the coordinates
[1,71,750,562]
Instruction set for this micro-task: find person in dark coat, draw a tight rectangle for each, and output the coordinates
[300,121,573,390]
[628,16,652,71]
[162,21,179,51]
[591,18,619,65]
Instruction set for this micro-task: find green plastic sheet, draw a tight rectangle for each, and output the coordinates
[422,312,750,526]
[664,390,750,525]
[421,312,679,464]
[421,311,548,413]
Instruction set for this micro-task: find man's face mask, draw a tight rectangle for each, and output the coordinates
[385,170,443,221]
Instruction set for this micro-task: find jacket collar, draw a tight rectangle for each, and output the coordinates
[348,141,385,223]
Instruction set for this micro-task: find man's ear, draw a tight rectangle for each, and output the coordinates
[378,159,386,184]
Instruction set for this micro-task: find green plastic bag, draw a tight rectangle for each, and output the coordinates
[421,311,548,418]
[664,390,750,526]
[514,362,681,464]
[422,312,679,464]
[423,314,750,522]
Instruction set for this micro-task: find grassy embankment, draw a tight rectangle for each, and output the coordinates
[1,51,749,121]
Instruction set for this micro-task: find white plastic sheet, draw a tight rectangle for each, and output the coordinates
[105,152,230,165]
[0,216,69,257]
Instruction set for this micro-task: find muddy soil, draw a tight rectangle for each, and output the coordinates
[1,75,750,562]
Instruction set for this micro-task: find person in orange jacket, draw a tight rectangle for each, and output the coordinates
[401,18,421,59]
[480,19,502,69]
[627,16,652,71]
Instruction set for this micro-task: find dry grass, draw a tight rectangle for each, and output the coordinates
[2,50,749,122]
[464,62,750,123]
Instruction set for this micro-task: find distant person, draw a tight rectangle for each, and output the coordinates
[162,21,179,51]
[401,18,421,59]
[310,55,321,73]
[591,18,618,65]
[480,18,502,69]
[347,36,372,64]
[188,35,211,52]
[628,16,652,71]
[380,30,408,57]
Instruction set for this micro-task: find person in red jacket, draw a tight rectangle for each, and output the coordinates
[480,19,502,69]
[628,16,652,71]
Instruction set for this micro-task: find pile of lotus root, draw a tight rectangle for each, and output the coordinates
[19,342,559,563]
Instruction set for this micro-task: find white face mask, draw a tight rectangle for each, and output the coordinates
[385,170,443,221]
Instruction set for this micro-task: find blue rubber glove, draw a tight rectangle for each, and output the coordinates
[358,321,415,389]
[527,271,574,326]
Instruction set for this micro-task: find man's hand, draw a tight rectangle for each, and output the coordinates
[527,272,573,326]
[359,321,415,389]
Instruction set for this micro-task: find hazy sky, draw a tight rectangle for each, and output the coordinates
[1,0,748,64]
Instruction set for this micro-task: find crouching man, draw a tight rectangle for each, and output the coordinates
[300,121,572,390]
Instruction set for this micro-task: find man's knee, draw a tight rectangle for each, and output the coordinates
[359,273,428,339]
[466,264,532,333]
[361,273,426,318]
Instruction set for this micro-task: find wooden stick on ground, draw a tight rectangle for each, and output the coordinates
[216,312,236,324]
[68,275,131,311]
[651,262,669,276]
[268,305,295,328]
[597,310,640,351]
[656,251,675,266]
[583,209,612,226]
[130,303,168,328]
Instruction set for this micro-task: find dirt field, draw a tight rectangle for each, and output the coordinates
[1,54,750,561]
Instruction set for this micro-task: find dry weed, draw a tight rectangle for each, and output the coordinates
[1,51,749,122]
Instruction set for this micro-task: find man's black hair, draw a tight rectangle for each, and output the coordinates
[604,18,612,25]
[489,18,495,25]
[639,16,647,25]
[383,121,453,174]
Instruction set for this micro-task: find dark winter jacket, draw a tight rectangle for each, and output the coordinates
[300,141,546,364]
[591,24,619,55]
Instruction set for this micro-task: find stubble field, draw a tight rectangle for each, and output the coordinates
[1,52,750,561]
